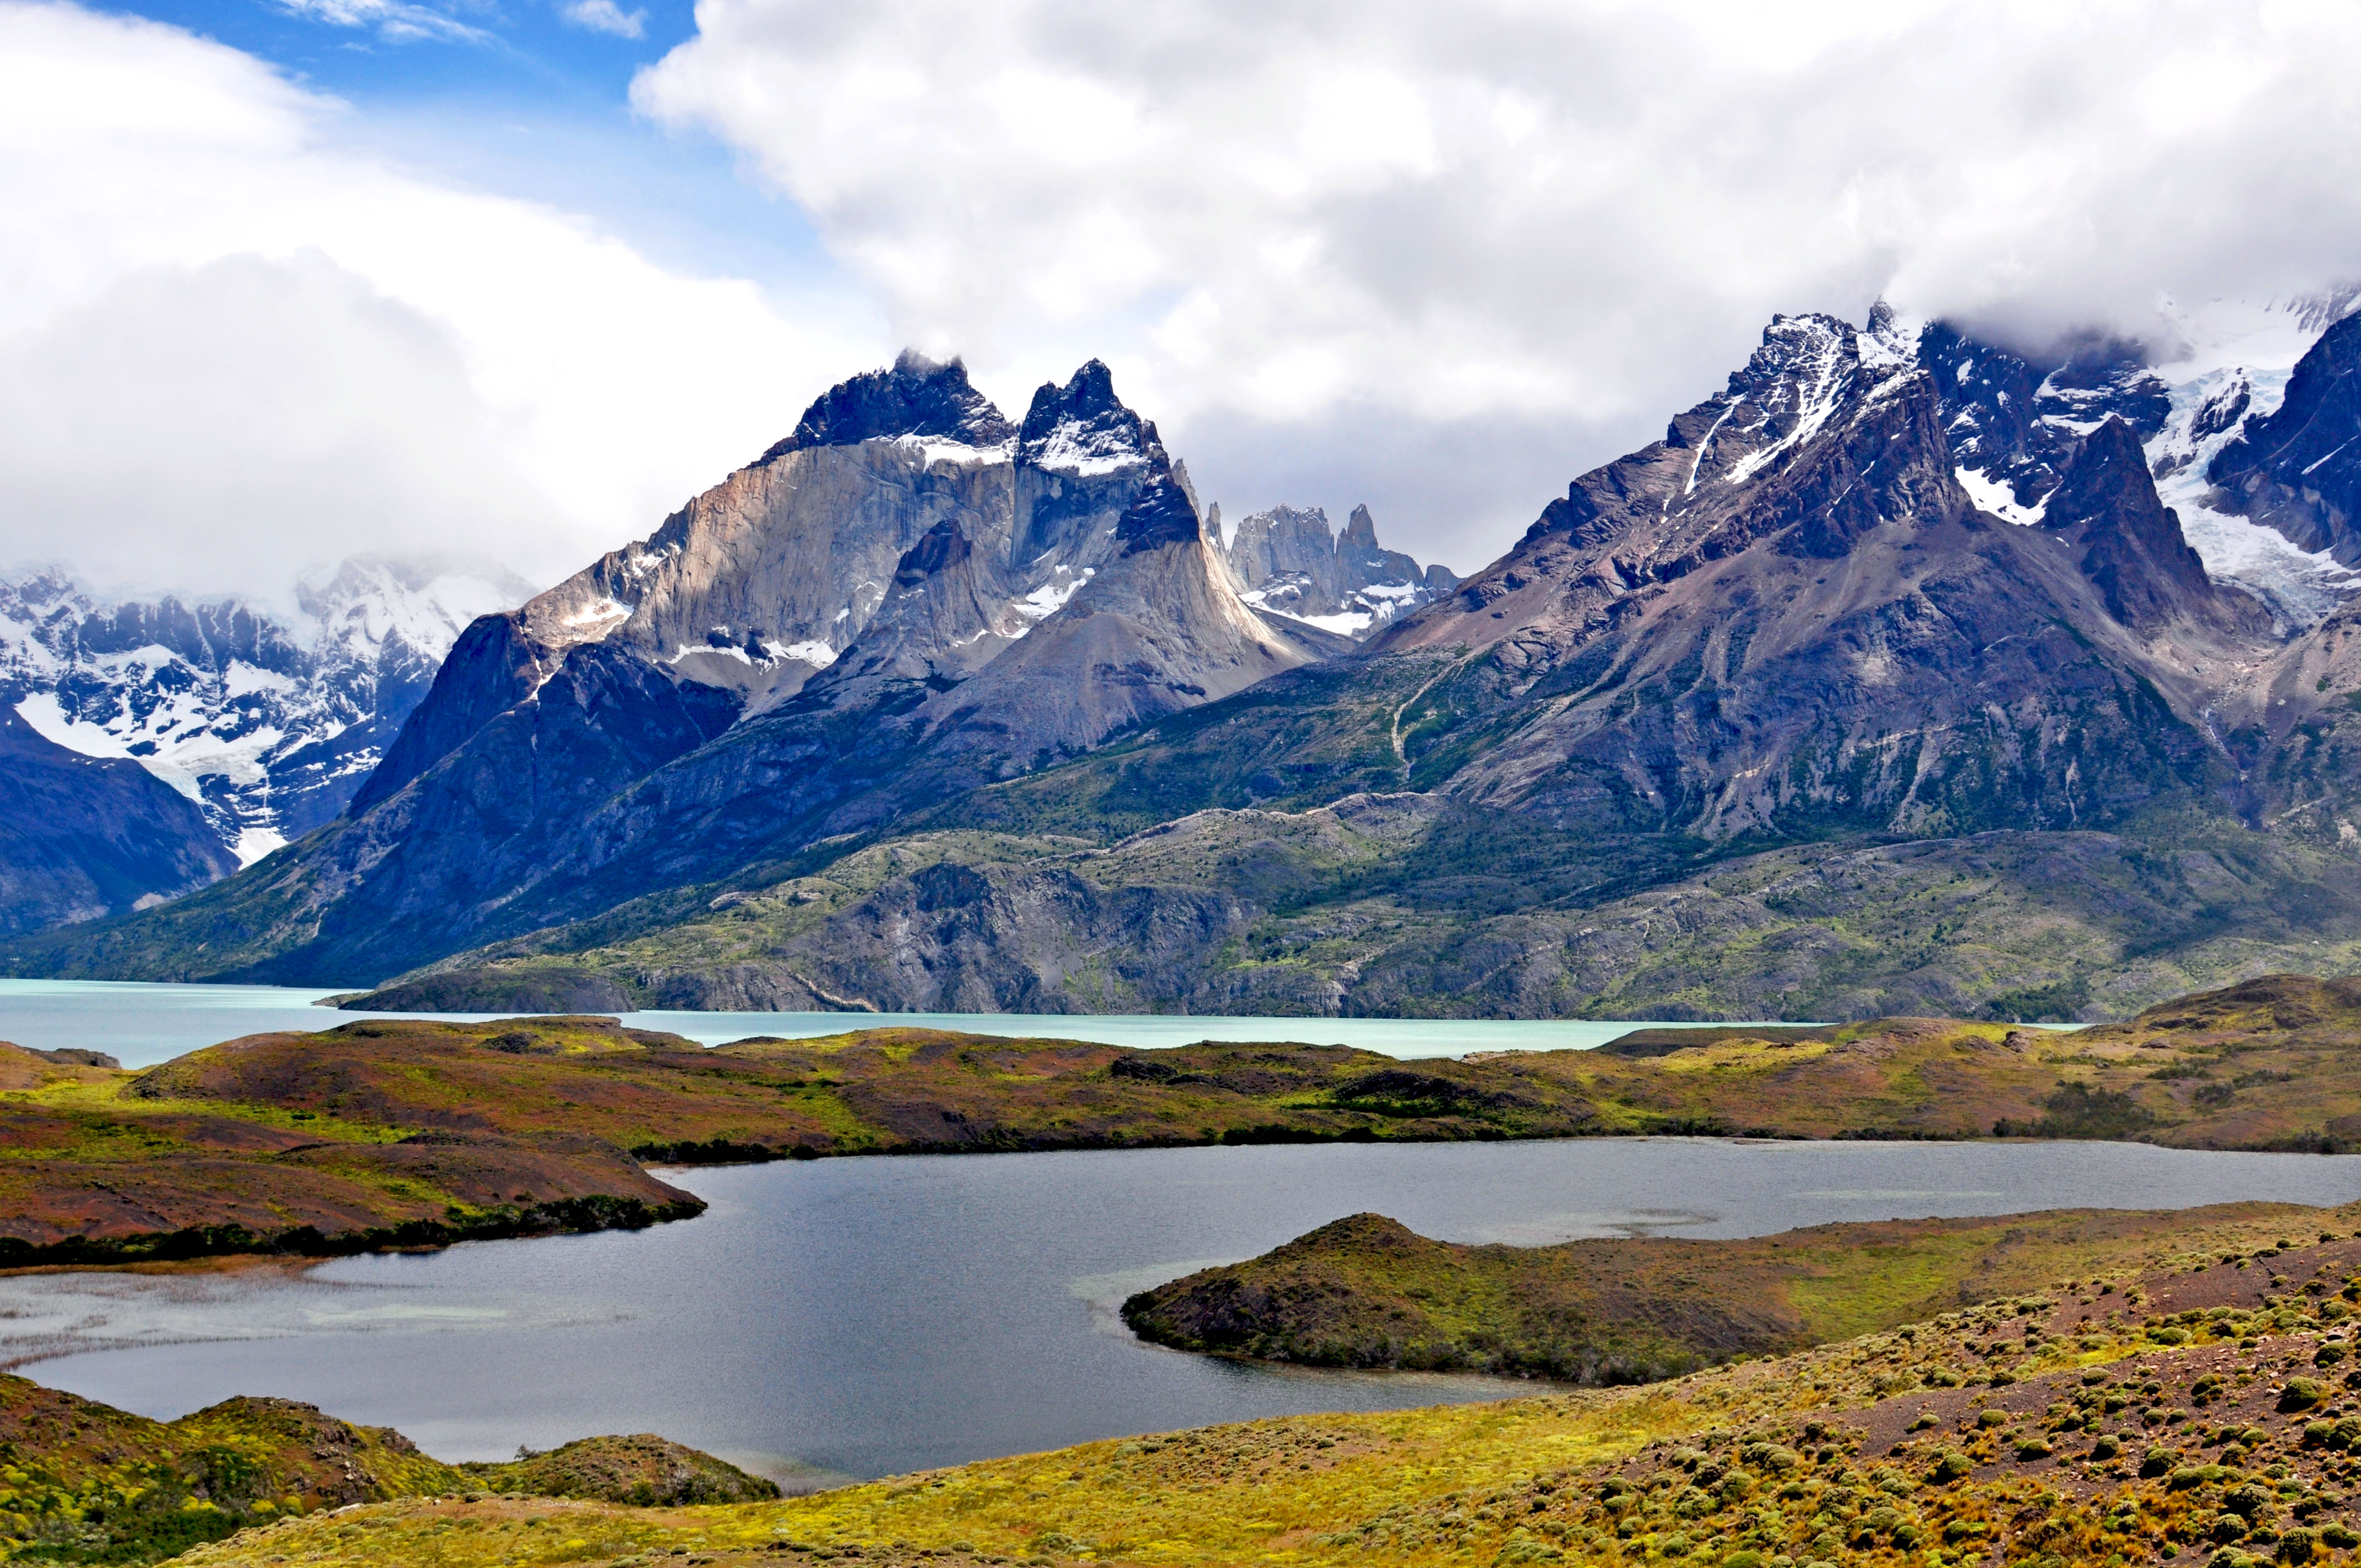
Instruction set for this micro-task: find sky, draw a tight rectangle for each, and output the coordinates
[4,0,2361,604]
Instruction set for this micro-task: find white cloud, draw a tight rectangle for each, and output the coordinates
[269,0,490,45]
[0,0,885,602]
[0,253,558,606]
[8,0,2360,600]
[635,0,2361,570]
[560,0,645,38]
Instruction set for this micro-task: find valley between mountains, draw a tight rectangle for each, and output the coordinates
[12,298,2361,1023]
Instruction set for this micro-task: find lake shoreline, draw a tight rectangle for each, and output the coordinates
[10,976,2361,1267]
[19,1136,2361,1501]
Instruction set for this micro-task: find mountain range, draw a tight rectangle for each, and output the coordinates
[0,558,531,934]
[7,296,2361,1022]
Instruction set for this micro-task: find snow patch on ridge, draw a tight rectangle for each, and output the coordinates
[1955,467,2049,526]
[1027,421,1146,477]
[15,693,139,765]
[232,827,287,867]
[1014,568,1094,620]
[765,639,839,667]
[1720,315,1860,490]
[896,434,1016,467]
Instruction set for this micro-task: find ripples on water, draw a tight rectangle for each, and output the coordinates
[11,1137,2359,1480]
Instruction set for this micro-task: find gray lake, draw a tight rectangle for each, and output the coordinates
[9,1136,2360,1483]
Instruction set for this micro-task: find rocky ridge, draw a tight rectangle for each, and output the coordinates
[29,355,1375,984]
[0,707,236,935]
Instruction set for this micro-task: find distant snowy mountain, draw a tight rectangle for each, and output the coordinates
[0,557,534,867]
[1895,292,2361,633]
[1217,502,1456,637]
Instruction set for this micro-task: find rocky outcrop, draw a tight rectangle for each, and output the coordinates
[0,710,236,935]
[2040,416,2258,631]
[2209,311,2361,562]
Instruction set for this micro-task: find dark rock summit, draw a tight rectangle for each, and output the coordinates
[1917,317,2173,510]
[763,350,1015,459]
[2040,416,2254,631]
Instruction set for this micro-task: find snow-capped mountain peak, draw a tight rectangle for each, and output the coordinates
[1875,294,2361,635]
[1019,360,1154,477]
[0,556,534,864]
[1224,502,1456,638]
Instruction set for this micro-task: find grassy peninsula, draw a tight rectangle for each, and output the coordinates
[1118,1207,2321,1384]
[9,972,2361,1264]
[98,1196,2361,1568]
